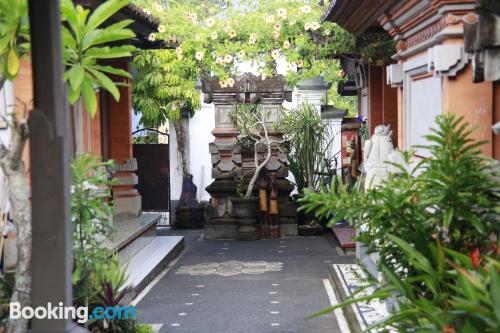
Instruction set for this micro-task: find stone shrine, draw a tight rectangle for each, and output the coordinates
[201,73,296,239]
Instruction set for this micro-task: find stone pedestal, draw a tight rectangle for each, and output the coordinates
[112,158,142,217]
[202,73,295,239]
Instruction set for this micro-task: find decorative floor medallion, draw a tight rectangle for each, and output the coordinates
[175,260,283,276]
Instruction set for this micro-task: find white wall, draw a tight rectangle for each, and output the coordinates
[169,97,215,204]
[188,103,215,202]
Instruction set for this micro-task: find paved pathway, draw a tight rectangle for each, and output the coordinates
[135,229,355,333]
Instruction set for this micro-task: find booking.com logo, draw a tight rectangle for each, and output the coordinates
[10,302,136,323]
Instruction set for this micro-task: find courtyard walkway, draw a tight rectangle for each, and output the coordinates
[134,229,355,333]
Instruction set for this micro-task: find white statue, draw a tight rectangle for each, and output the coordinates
[363,125,404,191]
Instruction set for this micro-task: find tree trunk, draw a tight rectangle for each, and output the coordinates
[173,119,190,178]
[0,117,31,333]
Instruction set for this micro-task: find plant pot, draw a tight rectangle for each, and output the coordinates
[232,197,259,241]
[298,222,323,236]
[174,203,206,229]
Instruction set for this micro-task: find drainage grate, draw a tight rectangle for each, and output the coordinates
[143,211,170,226]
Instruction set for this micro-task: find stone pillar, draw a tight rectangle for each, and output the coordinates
[107,58,141,217]
[296,76,331,113]
[322,107,347,174]
[202,73,295,239]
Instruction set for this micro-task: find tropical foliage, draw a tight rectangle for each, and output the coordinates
[281,102,336,193]
[133,0,392,85]
[0,0,29,83]
[132,49,200,127]
[230,103,285,198]
[61,0,136,115]
[301,114,500,332]
[71,154,116,306]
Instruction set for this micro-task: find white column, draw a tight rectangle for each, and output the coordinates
[322,107,347,174]
[295,77,330,114]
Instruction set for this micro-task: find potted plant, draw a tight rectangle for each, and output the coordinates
[230,104,285,240]
[281,102,338,233]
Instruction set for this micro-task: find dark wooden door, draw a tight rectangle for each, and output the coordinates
[133,144,170,211]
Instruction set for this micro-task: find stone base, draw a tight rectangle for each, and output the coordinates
[114,195,141,218]
[280,223,298,237]
[204,220,238,240]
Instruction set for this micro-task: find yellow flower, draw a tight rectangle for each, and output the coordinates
[304,22,311,31]
[148,33,156,41]
[311,22,321,31]
[274,22,282,31]
[177,54,183,60]
[249,33,257,45]
[229,29,237,38]
[324,29,331,36]
[211,31,218,40]
[175,47,183,55]
[286,63,294,72]
[154,3,163,12]
[265,15,275,24]
[277,8,287,19]
[206,17,215,27]
[219,79,228,88]
[227,78,235,87]
[271,50,280,60]
[283,40,291,49]
[272,31,280,39]
[297,59,304,68]
[190,13,198,21]
[238,51,245,58]
[143,9,151,16]
[224,54,234,63]
[300,5,312,14]
[157,24,165,33]
[195,51,204,61]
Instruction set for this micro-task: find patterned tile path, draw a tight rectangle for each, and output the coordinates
[135,229,355,333]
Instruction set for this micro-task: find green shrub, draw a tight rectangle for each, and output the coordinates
[302,114,500,331]
[71,154,116,307]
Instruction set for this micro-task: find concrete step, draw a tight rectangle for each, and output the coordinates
[104,213,162,253]
[121,235,185,304]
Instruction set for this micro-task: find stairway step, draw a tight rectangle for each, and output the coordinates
[121,236,184,304]
[104,213,161,253]
[329,264,391,332]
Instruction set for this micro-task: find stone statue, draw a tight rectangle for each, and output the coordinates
[363,125,404,191]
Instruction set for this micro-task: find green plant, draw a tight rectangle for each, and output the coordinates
[71,154,117,306]
[0,278,12,329]
[136,324,157,333]
[311,235,500,332]
[303,114,499,276]
[229,170,246,198]
[302,114,500,331]
[61,0,136,116]
[0,0,29,83]
[231,104,285,198]
[91,257,135,333]
[281,102,336,193]
[132,49,201,178]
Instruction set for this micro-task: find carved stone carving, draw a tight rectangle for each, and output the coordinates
[201,73,294,239]
[363,125,404,191]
